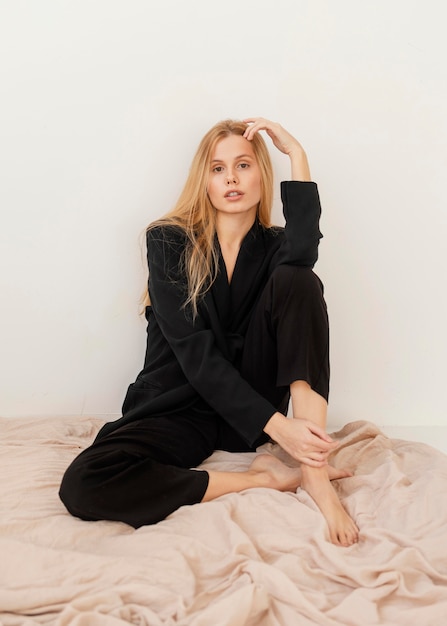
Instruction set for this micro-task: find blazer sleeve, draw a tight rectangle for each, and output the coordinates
[275,181,323,267]
[146,226,277,446]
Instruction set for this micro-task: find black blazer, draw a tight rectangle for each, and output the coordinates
[97,181,322,446]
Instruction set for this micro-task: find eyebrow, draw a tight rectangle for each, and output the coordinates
[210,154,254,163]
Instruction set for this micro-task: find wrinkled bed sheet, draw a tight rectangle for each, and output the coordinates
[1,416,447,626]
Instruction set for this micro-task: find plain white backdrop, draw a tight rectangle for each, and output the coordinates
[1,1,446,438]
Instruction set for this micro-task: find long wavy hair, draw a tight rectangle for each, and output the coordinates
[144,119,274,317]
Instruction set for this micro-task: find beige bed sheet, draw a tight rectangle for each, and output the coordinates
[1,416,446,625]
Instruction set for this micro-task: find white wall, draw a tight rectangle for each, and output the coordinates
[1,0,446,429]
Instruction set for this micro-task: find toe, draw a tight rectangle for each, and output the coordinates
[347,526,359,545]
[330,528,341,546]
[339,531,350,547]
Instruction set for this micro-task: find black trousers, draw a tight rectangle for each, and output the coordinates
[59,266,329,528]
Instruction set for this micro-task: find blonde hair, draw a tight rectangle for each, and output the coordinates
[144,119,274,316]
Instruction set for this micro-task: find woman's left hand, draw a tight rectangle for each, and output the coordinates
[243,117,311,181]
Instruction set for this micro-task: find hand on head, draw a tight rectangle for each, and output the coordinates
[242,117,311,181]
[243,117,303,156]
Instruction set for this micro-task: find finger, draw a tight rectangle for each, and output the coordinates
[300,456,328,468]
[310,436,338,452]
[310,451,329,462]
[305,450,329,463]
[242,117,259,126]
[308,423,337,444]
[243,122,268,141]
[243,118,275,141]
[243,116,268,128]
[308,423,334,441]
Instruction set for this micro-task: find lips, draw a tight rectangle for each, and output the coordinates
[225,190,243,198]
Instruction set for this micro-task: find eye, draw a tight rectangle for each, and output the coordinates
[238,162,249,169]
[212,165,224,173]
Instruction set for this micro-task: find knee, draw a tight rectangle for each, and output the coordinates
[59,446,168,528]
[269,265,325,303]
[59,446,118,522]
[59,454,97,521]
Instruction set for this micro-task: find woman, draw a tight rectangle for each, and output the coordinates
[60,117,359,547]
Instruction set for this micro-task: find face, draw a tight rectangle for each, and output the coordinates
[207,134,262,220]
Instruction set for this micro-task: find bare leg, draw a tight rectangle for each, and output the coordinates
[291,381,359,546]
[202,454,352,502]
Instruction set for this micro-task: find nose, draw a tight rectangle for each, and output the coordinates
[226,171,238,185]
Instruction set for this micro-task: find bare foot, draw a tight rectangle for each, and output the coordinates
[249,454,302,491]
[249,454,353,494]
[327,465,353,482]
[301,466,359,547]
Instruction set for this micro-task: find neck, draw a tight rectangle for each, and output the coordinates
[215,210,256,250]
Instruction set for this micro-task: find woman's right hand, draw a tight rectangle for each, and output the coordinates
[263,412,338,467]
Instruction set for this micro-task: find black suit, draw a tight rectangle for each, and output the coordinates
[59,181,329,527]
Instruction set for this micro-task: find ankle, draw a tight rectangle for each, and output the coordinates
[247,468,273,489]
[301,464,328,484]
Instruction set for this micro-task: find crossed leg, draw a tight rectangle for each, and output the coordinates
[202,454,352,502]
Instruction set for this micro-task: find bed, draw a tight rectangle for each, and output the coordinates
[1,416,447,625]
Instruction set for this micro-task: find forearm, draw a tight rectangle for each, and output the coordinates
[263,411,288,439]
[290,380,328,429]
[289,146,311,182]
